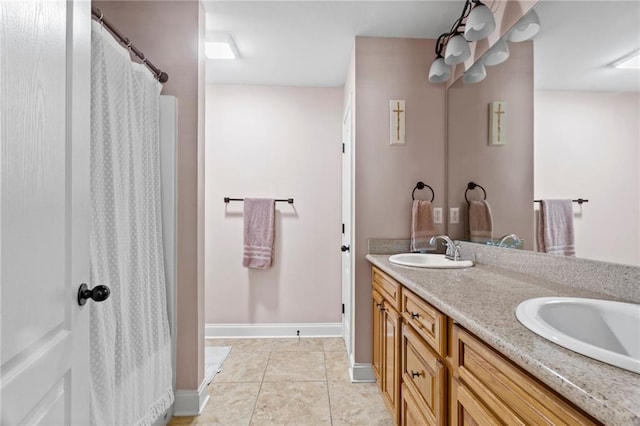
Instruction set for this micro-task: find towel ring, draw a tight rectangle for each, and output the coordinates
[464,181,487,203]
[411,181,435,202]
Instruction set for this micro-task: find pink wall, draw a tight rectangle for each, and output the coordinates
[352,37,446,363]
[205,85,343,325]
[535,91,640,265]
[92,1,205,391]
[447,42,534,248]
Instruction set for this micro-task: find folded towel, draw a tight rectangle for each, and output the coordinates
[410,200,436,252]
[537,199,575,256]
[243,198,275,269]
[468,200,493,243]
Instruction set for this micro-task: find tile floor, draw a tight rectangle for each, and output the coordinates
[168,337,392,426]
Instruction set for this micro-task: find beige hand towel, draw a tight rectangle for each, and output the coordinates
[243,198,275,269]
[410,200,436,252]
[537,199,575,256]
[468,200,493,243]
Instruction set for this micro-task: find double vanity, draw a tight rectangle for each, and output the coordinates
[367,240,640,425]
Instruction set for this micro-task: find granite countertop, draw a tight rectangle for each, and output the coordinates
[366,254,640,426]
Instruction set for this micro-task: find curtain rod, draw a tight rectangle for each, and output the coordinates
[91,8,169,83]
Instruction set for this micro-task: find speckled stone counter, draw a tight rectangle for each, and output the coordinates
[366,253,640,425]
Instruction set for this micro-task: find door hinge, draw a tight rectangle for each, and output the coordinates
[342,223,345,234]
[342,143,345,153]
[342,303,345,314]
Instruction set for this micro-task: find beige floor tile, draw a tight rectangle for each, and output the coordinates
[191,382,260,425]
[328,381,393,426]
[263,351,326,382]
[324,351,350,382]
[321,338,346,352]
[212,351,270,383]
[206,338,274,352]
[250,381,331,425]
[271,337,324,352]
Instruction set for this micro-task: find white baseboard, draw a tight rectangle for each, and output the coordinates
[173,379,209,416]
[205,323,342,339]
[349,362,376,383]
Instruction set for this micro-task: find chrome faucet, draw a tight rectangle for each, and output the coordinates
[429,235,461,261]
[498,234,522,248]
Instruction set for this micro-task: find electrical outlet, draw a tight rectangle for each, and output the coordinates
[449,207,460,224]
[433,207,443,224]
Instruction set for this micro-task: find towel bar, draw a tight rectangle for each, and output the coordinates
[534,199,588,205]
[224,197,294,204]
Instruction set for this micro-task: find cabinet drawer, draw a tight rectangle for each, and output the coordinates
[373,267,402,311]
[453,326,599,425]
[401,324,446,425]
[402,289,447,356]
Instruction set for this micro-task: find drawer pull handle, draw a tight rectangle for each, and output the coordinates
[410,370,422,378]
[410,311,420,320]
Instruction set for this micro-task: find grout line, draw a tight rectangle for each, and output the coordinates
[247,344,272,425]
[323,350,335,425]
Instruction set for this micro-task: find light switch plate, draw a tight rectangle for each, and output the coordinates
[433,208,443,224]
[450,207,460,224]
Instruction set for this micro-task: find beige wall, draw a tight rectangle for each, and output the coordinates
[352,37,446,362]
[93,0,204,390]
[447,41,534,248]
[204,85,343,325]
[535,91,640,265]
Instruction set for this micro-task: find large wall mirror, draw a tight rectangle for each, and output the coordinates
[447,1,640,265]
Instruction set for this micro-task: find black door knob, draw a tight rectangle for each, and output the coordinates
[77,283,111,306]
[341,245,350,252]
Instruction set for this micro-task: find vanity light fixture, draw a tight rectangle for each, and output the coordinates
[428,55,452,83]
[464,1,496,41]
[445,33,472,65]
[428,0,497,83]
[610,49,640,70]
[483,38,510,66]
[507,9,540,43]
[205,33,239,59]
[463,61,487,84]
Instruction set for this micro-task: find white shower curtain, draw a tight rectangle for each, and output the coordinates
[89,21,174,426]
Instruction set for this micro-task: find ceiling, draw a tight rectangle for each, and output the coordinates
[203,1,640,91]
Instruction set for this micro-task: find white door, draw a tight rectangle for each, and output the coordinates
[1,1,92,424]
[341,95,354,359]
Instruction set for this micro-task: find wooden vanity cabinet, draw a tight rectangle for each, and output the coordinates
[372,268,402,424]
[371,265,602,426]
[451,325,600,426]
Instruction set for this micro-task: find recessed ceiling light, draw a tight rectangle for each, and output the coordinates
[206,34,239,60]
[610,49,640,69]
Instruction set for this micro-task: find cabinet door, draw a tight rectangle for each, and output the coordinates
[401,384,431,426]
[372,289,384,382]
[450,378,503,426]
[382,302,401,424]
[401,324,446,425]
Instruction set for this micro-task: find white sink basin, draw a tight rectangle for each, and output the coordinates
[388,253,473,269]
[516,297,640,374]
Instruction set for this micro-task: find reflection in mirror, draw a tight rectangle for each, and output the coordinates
[447,1,640,265]
[533,1,640,266]
[447,40,534,249]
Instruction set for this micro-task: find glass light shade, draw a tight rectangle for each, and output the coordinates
[464,3,496,41]
[508,10,540,42]
[444,34,471,65]
[463,61,486,84]
[483,39,510,66]
[428,57,451,83]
